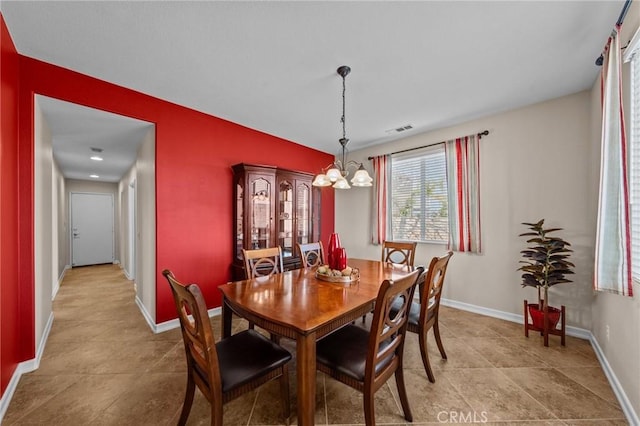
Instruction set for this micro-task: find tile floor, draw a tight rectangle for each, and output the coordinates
[3,264,628,425]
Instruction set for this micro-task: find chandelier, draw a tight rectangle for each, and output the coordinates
[312,66,373,189]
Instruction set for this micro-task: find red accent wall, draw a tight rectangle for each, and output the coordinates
[0,13,21,395]
[16,56,335,326]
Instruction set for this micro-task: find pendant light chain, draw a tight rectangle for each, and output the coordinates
[311,65,372,189]
[341,73,347,141]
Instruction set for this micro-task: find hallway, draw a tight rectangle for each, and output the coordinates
[4,264,627,425]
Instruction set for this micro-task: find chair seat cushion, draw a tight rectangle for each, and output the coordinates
[390,299,420,327]
[316,325,391,382]
[390,299,435,328]
[216,329,292,393]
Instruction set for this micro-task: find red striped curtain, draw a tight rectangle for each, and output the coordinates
[595,24,633,297]
[445,134,481,253]
[370,155,389,245]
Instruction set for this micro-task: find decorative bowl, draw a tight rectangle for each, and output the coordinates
[315,267,360,283]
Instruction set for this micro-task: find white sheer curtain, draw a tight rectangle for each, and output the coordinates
[594,24,633,296]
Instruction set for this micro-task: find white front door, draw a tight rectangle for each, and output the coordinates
[71,192,114,267]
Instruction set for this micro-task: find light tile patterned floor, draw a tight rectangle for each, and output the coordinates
[4,264,627,425]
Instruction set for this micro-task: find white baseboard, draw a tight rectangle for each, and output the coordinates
[0,312,53,424]
[154,307,222,334]
[124,270,133,281]
[35,312,54,369]
[441,298,638,424]
[0,361,29,424]
[52,265,71,300]
[589,334,640,425]
[134,295,156,332]
[134,294,222,334]
[440,298,591,339]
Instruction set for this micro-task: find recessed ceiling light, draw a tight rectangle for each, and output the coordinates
[90,156,103,161]
[90,174,99,179]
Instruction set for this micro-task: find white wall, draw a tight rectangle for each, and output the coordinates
[338,90,595,330]
[134,128,156,321]
[118,167,135,280]
[589,1,640,418]
[54,161,67,282]
[34,99,54,352]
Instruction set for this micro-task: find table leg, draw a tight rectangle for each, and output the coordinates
[221,299,232,338]
[297,331,316,426]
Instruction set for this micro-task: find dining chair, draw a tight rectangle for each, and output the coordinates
[360,240,418,324]
[242,246,284,278]
[392,251,453,383]
[381,240,417,266]
[162,270,292,426]
[315,267,423,426]
[297,241,325,268]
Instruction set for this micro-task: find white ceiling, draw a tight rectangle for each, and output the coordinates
[0,1,625,181]
[37,96,153,183]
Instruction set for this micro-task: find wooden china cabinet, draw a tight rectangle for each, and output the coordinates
[231,163,320,280]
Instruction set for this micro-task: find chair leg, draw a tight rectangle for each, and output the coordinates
[418,330,436,383]
[211,399,223,426]
[279,366,291,425]
[178,375,196,426]
[363,387,376,426]
[433,321,447,360]
[394,366,413,422]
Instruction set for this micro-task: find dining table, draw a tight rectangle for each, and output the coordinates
[218,258,416,426]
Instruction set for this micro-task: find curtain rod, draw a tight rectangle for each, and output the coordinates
[595,0,633,65]
[367,130,489,160]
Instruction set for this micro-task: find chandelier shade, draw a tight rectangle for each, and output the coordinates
[312,66,372,189]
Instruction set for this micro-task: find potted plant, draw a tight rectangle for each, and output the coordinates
[518,219,574,331]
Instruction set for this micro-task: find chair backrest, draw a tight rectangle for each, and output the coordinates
[381,241,417,266]
[298,241,325,268]
[366,267,422,385]
[162,270,222,401]
[419,251,453,326]
[242,246,284,278]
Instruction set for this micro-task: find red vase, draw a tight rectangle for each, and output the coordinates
[335,247,347,271]
[327,233,341,269]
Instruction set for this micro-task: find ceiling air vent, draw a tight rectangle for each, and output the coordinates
[90,147,103,153]
[385,124,414,134]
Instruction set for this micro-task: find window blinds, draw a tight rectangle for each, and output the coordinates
[390,145,448,242]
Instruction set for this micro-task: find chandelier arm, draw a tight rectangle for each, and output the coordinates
[344,160,362,170]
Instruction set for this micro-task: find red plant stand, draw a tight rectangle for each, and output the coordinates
[524,300,566,347]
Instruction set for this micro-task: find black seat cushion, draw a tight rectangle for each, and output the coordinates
[216,329,292,393]
[316,325,392,382]
[390,298,421,327]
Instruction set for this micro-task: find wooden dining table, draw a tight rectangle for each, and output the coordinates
[218,258,416,426]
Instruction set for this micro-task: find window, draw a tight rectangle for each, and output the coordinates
[629,38,640,283]
[389,145,448,243]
